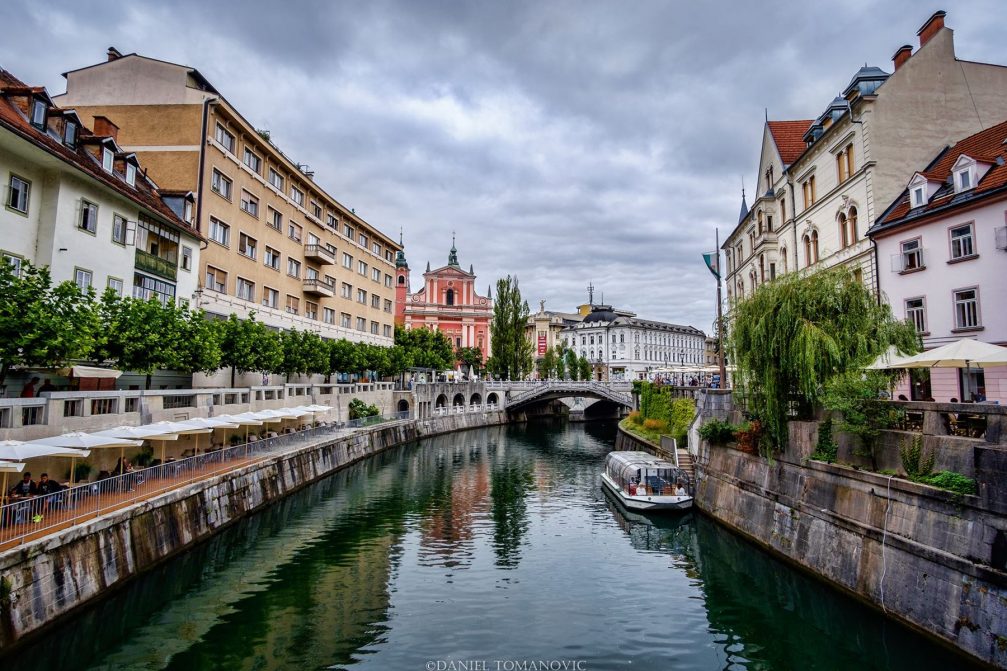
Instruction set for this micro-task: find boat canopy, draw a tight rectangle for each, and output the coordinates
[606,450,684,483]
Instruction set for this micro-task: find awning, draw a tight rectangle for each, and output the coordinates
[58,365,123,379]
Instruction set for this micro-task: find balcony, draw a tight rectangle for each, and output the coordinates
[753,229,778,251]
[304,244,335,265]
[135,249,177,280]
[303,278,334,297]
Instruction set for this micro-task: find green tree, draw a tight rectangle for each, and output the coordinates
[488,275,534,380]
[94,291,185,389]
[456,346,484,375]
[0,262,99,386]
[327,338,362,381]
[219,314,262,387]
[823,370,905,470]
[176,304,222,376]
[577,355,592,381]
[564,348,580,381]
[538,346,557,379]
[395,326,453,371]
[553,345,567,380]
[380,344,412,379]
[728,267,918,448]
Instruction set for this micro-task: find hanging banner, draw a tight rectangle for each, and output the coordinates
[538,334,547,355]
[703,251,720,279]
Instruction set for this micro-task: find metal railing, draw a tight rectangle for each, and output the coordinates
[342,410,411,428]
[134,249,178,281]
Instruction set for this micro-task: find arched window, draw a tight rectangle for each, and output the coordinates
[757,211,764,235]
[445,289,454,305]
[737,281,745,299]
[838,213,849,248]
[398,275,405,284]
[780,248,788,274]
[759,254,765,283]
[848,207,858,244]
[803,234,812,267]
[811,230,819,263]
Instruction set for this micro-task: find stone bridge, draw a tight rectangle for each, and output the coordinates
[407,380,634,419]
[488,380,634,412]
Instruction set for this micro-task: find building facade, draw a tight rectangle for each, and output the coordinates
[526,302,582,363]
[54,49,399,345]
[560,305,705,381]
[1,68,200,304]
[400,239,493,359]
[724,11,1007,306]
[869,120,1007,403]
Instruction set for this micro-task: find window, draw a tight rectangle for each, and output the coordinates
[384,299,392,313]
[343,224,353,238]
[209,218,230,246]
[358,260,368,275]
[371,321,379,335]
[240,190,259,217]
[912,186,926,208]
[372,268,381,282]
[205,265,227,293]
[79,200,98,234]
[957,169,972,191]
[341,282,352,299]
[356,317,366,331]
[905,298,927,334]
[446,288,455,305]
[288,222,302,242]
[359,233,367,247]
[236,277,255,301]
[323,307,335,324]
[307,233,320,247]
[779,197,786,225]
[268,168,284,190]
[290,186,304,206]
[311,201,322,218]
[949,223,975,260]
[107,276,123,295]
[836,143,854,182]
[383,324,392,337]
[341,313,352,328]
[30,99,46,128]
[112,214,128,244]
[780,247,787,274]
[371,294,381,308]
[287,258,301,278]
[802,175,816,209]
[181,246,193,271]
[238,233,257,260]
[385,250,393,262]
[102,148,114,173]
[125,163,137,187]
[802,231,819,266]
[343,253,353,269]
[74,268,92,290]
[262,286,279,309]
[900,239,923,271]
[305,267,319,281]
[385,274,393,288]
[243,148,261,174]
[264,246,280,270]
[7,175,30,213]
[133,273,176,304]
[268,207,282,231]
[845,143,854,179]
[306,301,318,320]
[214,124,235,153]
[357,288,367,304]
[183,200,193,224]
[372,242,381,255]
[286,295,300,315]
[953,288,980,329]
[64,121,77,148]
[326,213,338,230]
[211,169,232,199]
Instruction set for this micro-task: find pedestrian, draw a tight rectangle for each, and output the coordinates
[10,472,36,498]
[38,378,56,394]
[20,377,40,398]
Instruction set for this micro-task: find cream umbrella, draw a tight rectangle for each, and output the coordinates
[139,421,212,464]
[865,345,916,371]
[296,404,332,428]
[0,441,91,502]
[27,433,139,486]
[176,417,239,456]
[218,412,269,445]
[897,339,1007,369]
[93,425,181,471]
[0,460,25,510]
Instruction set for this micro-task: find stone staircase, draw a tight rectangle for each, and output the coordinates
[677,448,696,485]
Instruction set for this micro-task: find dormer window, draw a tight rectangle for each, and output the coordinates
[102,147,114,173]
[64,121,77,148]
[951,155,982,194]
[957,169,972,191]
[912,186,925,208]
[30,99,46,129]
[125,163,137,187]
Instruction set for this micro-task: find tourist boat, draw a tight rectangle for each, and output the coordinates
[600,450,693,511]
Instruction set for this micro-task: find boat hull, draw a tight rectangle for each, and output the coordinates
[600,472,693,511]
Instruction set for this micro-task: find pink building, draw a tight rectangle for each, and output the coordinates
[869,119,1007,403]
[397,238,493,362]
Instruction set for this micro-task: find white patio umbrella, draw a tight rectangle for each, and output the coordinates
[0,460,25,508]
[865,345,916,370]
[0,440,91,499]
[218,412,270,444]
[94,425,181,469]
[970,344,1007,367]
[898,339,1007,369]
[176,417,240,456]
[293,404,332,428]
[140,421,213,463]
[28,433,139,485]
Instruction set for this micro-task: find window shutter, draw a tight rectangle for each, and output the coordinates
[996,226,1007,251]
[890,254,903,272]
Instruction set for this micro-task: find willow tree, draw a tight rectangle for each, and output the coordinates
[727,267,918,448]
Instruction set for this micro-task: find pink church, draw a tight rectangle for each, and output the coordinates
[396,237,493,362]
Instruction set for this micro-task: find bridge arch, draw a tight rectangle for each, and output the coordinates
[397,399,410,413]
[435,394,447,408]
[487,392,499,406]
[453,393,465,407]
[470,393,482,406]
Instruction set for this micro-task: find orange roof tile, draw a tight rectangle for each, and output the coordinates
[767,120,813,165]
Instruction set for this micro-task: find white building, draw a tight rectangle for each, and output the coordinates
[0,68,200,303]
[869,119,1007,403]
[561,305,705,381]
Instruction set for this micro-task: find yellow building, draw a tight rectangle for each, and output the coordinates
[54,48,399,345]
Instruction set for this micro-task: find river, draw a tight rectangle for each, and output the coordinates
[13,421,980,670]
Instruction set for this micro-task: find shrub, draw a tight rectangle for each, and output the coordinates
[699,418,736,445]
[348,397,380,420]
[917,471,977,497]
[72,462,92,482]
[642,418,669,433]
[810,416,838,463]
[899,433,934,478]
[627,411,642,426]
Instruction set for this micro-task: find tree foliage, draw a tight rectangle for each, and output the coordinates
[488,275,534,380]
[577,355,592,382]
[395,325,454,371]
[456,346,484,375]
[728,267,919,448]
[564,348,580,381]
[538,346,557,379]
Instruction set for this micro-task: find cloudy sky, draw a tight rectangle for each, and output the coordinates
[1,1,1002,332]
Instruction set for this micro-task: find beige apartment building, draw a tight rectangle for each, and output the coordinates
[724,11,1007,305]
[54,49,399,345]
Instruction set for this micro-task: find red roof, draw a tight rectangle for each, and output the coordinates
[876,118,1007,227]
[767,120,813,165]
[0,68,198,237]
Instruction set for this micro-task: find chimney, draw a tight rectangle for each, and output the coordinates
[917,10,946,48]
[892,44,913,71]
[107,46,123,62]
[92,115,119,141]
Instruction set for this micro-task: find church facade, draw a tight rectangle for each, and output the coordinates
[396,238,493,362]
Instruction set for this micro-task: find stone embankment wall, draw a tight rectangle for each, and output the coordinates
[0,411,506,650]
[694,430,1007,668]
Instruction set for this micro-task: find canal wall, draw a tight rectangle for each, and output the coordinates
[692,432,1007,669]
[0,411,507,650]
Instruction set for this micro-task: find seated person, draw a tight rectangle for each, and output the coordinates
[112,458,134,476]
[675,484,687,497]
[974,388,987,402]
[35,473,62,496]
[9,472,36,498]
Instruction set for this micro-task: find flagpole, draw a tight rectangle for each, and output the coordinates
[716,227,727,389]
